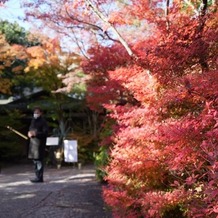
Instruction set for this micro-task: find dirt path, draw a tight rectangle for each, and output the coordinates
[0,164,112,218]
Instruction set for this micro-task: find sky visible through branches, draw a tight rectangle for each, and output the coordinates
[0,0,30,29]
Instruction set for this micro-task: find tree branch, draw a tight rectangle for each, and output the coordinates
[197,0,208,72]
[64,5,120,43]
[199,0,208,16]
[85,0,134,57]
[165,0,170,31]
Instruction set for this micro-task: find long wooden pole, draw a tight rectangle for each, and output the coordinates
[6,126,28,140]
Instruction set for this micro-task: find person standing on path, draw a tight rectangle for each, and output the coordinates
[28,106,48,183]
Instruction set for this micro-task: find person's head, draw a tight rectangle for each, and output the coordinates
[33,107,43,119]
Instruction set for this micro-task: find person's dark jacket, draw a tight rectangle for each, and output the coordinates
[28,116,48,160]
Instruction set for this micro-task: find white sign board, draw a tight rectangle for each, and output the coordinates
[64,140,78,163]
[46,137,59,146]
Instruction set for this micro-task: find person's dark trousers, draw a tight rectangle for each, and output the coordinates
[32,159,44,182]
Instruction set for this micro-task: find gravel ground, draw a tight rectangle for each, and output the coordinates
[0,164,112,218]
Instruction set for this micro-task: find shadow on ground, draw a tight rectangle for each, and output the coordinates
[0,164,112,218]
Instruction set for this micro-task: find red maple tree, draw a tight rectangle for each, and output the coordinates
[83,1,218,217]
[21,0,218,216]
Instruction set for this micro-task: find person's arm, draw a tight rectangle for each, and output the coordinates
[28,120,36,138]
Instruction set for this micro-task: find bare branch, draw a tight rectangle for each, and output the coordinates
[50,20,90,59]
[71,30,90,60]
[165,0,170,30]
[198,0,208,72]
[64,5,120,43]
[199,0,208,16]
[85,0,134,57]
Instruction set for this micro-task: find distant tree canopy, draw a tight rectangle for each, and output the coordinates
[0,20,38,96]
[0,20,39,46]
[0,20,86,97]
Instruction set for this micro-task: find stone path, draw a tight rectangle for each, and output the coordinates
[0,164,112,218]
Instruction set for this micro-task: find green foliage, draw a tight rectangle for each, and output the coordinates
[72,83,87,93]
[162,205,187,218]
[0,141,25,161]
[94,146,109,182]
[75,71,86,78]
[93,118,114,181]
[0,20,39,97]
[71,83,87,99]
[0,109,26,162]
[0,20,39,46]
